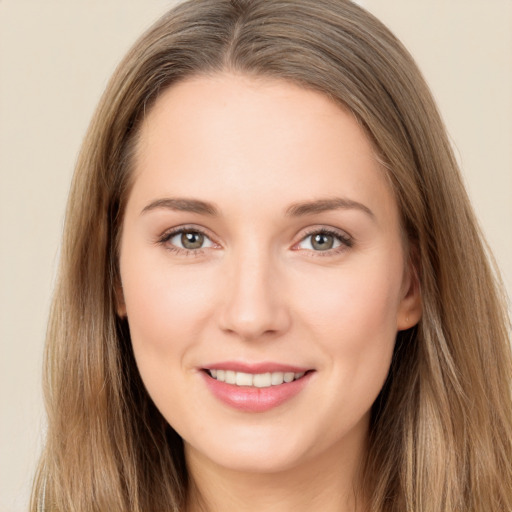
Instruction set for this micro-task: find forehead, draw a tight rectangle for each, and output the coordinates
[129,73,397,224]
[137,73,366,163]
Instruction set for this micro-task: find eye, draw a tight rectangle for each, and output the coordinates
[162,228,215,251]
[296,229,352,252]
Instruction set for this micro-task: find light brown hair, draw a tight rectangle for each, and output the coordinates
[32,1,512,510]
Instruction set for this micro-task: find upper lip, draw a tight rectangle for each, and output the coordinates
[202,361,312,374]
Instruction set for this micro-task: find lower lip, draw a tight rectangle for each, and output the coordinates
[201,371,313,413]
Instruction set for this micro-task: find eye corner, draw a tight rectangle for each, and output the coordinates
[293,226,354,255]
[156,225,221,255]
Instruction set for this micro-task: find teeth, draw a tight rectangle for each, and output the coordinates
[236,372,253,386]
[208,369,306,387]
[283,372,295,383]
[271,372,283,385]
[253,372,271,388]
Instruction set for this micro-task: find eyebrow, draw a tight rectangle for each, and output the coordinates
[140,196,374,219]
[141,198,219,216]
[285,197,375,219]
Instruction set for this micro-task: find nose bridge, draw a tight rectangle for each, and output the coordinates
[219,241,290,340]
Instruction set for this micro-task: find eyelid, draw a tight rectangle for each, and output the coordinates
[156,224,221,254]
[155,224,353,256]
[292,226,353,254]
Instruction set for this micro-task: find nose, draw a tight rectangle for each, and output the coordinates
[218,248,291,341]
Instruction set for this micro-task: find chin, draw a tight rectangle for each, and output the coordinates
[183,423,318,474]
[182,416,359,477]
[194,446,309,475]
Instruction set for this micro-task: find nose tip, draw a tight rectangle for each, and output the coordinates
[218,260,291,341]
[220,300,289,340]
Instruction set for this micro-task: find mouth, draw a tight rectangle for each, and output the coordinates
[201,365,314,412]
[205,369,308,388]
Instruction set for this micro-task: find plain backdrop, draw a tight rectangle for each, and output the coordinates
[1,1,511,510]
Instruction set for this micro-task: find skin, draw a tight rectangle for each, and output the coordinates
[117,73,422,512]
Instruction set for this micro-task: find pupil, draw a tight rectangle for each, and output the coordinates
[181,231,204,249]
[312,233,333,250]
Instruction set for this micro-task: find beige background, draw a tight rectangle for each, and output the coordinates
[1,1,510,510]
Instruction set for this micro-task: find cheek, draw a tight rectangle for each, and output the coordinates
[120,257,223,421]
[293,252,403,385]
[298,259,402,338]
[120,249,219,359]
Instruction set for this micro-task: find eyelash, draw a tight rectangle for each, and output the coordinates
[157,226,214,257]
[156,226,353,256]
[294,227,353,256]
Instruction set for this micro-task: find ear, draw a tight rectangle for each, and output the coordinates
[114,279,127,317]
[396,255,422,331]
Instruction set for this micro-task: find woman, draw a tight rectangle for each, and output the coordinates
[31,0,512,510]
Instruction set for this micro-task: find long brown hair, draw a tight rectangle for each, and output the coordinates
[32,1,512,510]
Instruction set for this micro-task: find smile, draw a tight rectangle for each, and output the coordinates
[202,366,314,412]
[208,369,306,387]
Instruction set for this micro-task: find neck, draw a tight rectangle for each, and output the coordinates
[185,430,368,512]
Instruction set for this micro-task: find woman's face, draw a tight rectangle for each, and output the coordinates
[118,74,421,474]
